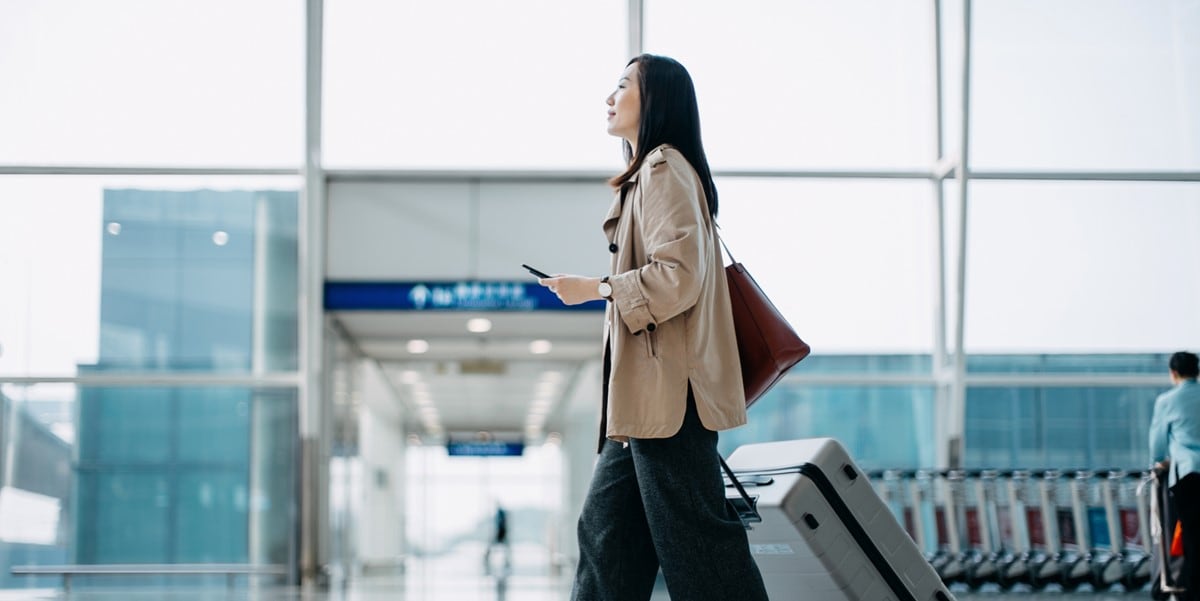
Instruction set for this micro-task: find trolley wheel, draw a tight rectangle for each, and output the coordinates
[1027,572,1050,591]
[994,575,1017,592]
[1150,579,1172,600]
[1123,573,1151,592]
[1090,573,1114,592]
[1122,557,1151,591]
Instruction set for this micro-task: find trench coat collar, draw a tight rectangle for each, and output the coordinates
[601,145,670,235]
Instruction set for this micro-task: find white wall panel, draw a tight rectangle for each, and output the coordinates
[328,180,614,282]
[327,182,472,279]
[477,183,614,280]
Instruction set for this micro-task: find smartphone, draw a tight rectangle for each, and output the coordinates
[522,264,552,279]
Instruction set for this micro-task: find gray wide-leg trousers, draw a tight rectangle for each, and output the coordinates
[570,394,769,601]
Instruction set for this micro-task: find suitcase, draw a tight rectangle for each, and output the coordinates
[724,438,956,601]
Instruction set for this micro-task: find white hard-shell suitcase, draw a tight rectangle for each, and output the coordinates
[724,438,956,601]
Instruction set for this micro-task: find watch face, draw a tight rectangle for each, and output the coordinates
[599,282,613,297]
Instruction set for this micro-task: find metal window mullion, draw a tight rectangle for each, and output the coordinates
[948,0,974,469]
[932,0,948,377]
[0,374,302,387]
[0,166,298,176]
[298,0,326,588]
[7,165,1196,182]
[628,0,644,58]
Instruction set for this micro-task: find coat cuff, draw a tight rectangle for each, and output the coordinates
[609,270,657,334]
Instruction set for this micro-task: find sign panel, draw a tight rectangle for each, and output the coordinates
[324,281,604,312]
[446,441,525,457]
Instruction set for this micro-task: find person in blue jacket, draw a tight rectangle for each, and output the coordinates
[1150,350,1200,601]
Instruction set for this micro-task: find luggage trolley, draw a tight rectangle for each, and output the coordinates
[935,469,968,584]
[1143,465,1186,600]
[1040,469,1091,590]
[993,469,1033,590]
[1081,469,1125,590]
[961,469,1002,589]
[899,469,954,582]
[1003,469,1057,590]
[1064,469,1100,590]
[1113,470,1152,591]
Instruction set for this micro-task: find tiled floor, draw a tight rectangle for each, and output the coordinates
[0,583,1160,600]
[0,544,1161,600]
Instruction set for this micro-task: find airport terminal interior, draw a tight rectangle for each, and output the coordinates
[2,0,1198,599]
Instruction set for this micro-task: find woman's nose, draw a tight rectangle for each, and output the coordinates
[605,93,615,105]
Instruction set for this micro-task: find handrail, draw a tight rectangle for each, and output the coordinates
[10,564,287,592]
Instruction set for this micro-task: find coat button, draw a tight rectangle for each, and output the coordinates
[646,323,656,332]
[608,243,618,253]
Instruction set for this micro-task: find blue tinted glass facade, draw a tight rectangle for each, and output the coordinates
[69,189,299,571]
[718,355,938,469]
[718,354,1169,473]
[964,384,1160,471]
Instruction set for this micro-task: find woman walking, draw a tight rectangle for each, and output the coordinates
[538,53,769,601]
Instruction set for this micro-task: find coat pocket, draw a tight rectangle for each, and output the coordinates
[645,329,660,358]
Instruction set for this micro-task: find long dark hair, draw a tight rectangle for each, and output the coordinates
[608,54,718,217]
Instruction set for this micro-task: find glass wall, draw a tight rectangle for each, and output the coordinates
[0,177,302,588]
[0,1,303,167]
[2,0,1198,590]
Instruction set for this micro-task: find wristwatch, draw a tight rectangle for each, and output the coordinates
[598,276,613,301]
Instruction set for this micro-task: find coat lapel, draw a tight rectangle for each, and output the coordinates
[602,184,630,239]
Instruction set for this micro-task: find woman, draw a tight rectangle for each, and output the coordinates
[539,54,769,601]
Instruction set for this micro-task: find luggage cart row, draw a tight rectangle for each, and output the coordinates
[868,468,1154,592]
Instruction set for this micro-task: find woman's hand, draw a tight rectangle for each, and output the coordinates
[538,275,601,306]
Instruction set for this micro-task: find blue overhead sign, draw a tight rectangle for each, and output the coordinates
[446,441,525,457]
[324,281,605,312]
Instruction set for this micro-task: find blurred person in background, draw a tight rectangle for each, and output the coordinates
[1150,350,1200,601]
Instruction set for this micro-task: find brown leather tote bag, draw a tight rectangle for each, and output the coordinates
[719,234,811,407]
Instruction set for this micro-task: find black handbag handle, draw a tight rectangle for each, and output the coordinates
[721,456,762,527]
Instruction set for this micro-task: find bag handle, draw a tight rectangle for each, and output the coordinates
[713,221,738,264]
[720,455,761,527]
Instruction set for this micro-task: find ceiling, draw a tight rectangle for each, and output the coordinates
[332,310,604,442]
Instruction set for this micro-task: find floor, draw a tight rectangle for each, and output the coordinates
[0,543,1161,600]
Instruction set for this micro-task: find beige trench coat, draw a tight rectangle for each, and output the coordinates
[599,144,746,449]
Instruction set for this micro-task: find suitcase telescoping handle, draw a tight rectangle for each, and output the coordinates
[720,456,763,527]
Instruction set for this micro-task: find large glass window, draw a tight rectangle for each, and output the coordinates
[0,177,300,376]
[720,382,938,470]
[645,1,936,170]
[323,0,628,169]
[717,178,937,355]
[964,384,1159,470]
[969,0,1200,170]
[964,181,1200,352]
[0,1,303,167]
[0,384,296,588]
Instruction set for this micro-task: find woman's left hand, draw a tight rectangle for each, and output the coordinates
[538,275,600,306]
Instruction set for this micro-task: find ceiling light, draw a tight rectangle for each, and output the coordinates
[545,432,563,446]
[406,434,423,445]
[399,370,420,384]
[466,318,492,333]
[212,231,229,246]
[106,222,122,236]
[407,340,430,354]
[540,371,563,384]
[529,340,552,355]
